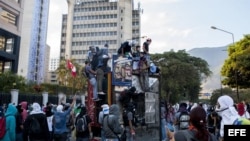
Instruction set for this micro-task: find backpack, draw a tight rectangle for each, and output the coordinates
[233,117,250,125]
[178,111,190,130]
[29,117,41,135]
[0,117,6,139]
[76,116,88,132]
[122,110,137,127]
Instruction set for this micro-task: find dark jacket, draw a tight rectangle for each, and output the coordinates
[23,103,49,141]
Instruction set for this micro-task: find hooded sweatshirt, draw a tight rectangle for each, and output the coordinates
[0,104,17,141]
[216,95,239,137]
[23,103,49,141]
[103,104,123,139]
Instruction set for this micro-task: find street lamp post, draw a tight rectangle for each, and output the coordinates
[211,26,239,102]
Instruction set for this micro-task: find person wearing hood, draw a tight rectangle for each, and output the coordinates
[15,105,24,141]
[103,104,124,141]
[75,106,92,140]
[23,103,49,141]
[0,103,17,141]
[53,96,76,141]
[19,101,28,123]
[98,104,109,141]
[215,95,239,140]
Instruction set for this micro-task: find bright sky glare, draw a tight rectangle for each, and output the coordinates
[47,0,250,58]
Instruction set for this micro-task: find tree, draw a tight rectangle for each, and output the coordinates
[56,59,87,94]
[221,34,250,89]
[0,71,26,92]
[151,50,211,103]
[210,88,234,106]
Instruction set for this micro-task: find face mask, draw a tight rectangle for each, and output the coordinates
[215,107,228,116]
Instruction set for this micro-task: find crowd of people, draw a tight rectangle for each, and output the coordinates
[0,96,96,141]
[160,95,250,141]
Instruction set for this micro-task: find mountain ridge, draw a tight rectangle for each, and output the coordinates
[187,46,228,93]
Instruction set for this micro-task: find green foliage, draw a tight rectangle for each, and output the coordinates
[210,88,234,105]
[151,50,211,103]
[221,34,250,89]
[56,59,87,94]
[210,87,250,105]
[0,71,26,92]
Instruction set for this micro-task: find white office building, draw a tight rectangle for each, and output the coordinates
[18,0,50,84]
[60,0,142,65]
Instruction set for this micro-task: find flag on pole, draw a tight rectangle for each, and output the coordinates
[67,60,77,77]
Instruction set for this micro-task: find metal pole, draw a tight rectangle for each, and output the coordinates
[211,26,239,102]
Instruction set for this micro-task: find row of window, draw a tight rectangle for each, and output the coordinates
[73,22,117,29]
[71,48,116,57]
[73,14,117,21]
[72,31,117,37]
[0,9,17,25]
[71,40,117,46]
[74,6,118,12]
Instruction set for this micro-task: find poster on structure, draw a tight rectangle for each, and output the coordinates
[112,55,132,86]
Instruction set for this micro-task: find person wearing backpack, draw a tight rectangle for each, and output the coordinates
[23,103,49,141]
[174,106,218,141]
[174,103,190,131]
[53,96,76,141]
[75,106,92,141]
[0,103,17,141]
[123,103,137,141]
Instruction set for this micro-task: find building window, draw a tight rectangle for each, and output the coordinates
[6,38,14,53]
[0,36,5,51]
[0,9,17,25]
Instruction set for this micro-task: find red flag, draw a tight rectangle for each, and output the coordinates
[67,60,77,77]
[67,60,73,69]
[71,65,76,77]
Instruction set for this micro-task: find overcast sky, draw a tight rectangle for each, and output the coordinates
[47,0,250,58]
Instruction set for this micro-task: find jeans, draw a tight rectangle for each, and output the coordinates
[89,77,98,99]
[161,118,167,141]
[101,128,106,141]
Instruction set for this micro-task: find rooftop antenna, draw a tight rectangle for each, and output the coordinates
[138,2,143,14]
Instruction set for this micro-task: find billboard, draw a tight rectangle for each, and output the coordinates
[112,55,132,86]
